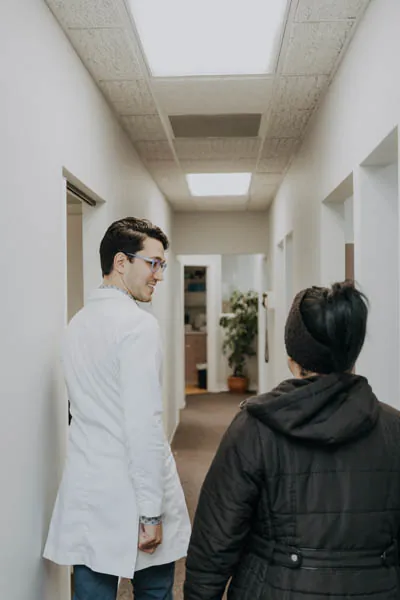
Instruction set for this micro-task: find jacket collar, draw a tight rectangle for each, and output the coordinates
[87,286,138,305]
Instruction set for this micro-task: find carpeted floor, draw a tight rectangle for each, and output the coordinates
[117,392,244,600]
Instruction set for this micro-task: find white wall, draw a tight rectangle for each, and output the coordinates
[0,2,175,599]
[173,211,269,255]
[354,162,399,403]
[221,254,260,301]
[267,0,400,394]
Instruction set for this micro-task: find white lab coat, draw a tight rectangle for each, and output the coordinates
[43,287,191,577]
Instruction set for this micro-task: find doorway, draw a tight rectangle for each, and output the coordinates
[220,254,264,393]
[65,181,97,598]
[66,191,85,431]
[175,254,266,408]
[175,255,222,409]
[321,174,354,285]
[356,128,399,402]
[66,191,84,322]
[66,189,85,598]
[184,266,208,395]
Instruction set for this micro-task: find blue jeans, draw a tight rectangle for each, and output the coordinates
[73,562,175,600]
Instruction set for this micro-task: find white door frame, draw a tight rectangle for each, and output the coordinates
[64,174,100,599]
[175,255,222,409]
[254,254,268,394]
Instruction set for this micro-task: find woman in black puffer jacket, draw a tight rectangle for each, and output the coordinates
[184,281,400,600]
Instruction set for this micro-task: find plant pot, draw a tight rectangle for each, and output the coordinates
[227,376,249,394]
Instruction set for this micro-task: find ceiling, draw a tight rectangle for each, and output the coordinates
[45,0,370,212]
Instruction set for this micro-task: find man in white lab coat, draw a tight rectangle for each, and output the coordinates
[44,217,191,599]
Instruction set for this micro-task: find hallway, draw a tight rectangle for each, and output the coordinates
[3,2,400,598]
[117,392,244,600]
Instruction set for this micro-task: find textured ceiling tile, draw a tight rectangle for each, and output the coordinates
[146,164,191,201]
[258,138,300,173]
[98,80,156,115]
[136,141,175,162]
[67,29,143,80]
[247,196,274,210]
[180,159,257,173]
[257,158,289,174]
[274,76,329,110]
[152,77,274,115]
[266,109,313,138]
[250,186,276,202]
[45,0,124,28]
[250,186,276,201]
[295,0,368,22]
[155,179,191,202]
[146,161,183,178]
[252,173,282,187]
[261,138,300,159]
[174,139,261,161]
[122,115,167,141]
[250,174,282,199]
[281,21,354,75]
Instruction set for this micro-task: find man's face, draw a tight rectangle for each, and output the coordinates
[123,236,166,303]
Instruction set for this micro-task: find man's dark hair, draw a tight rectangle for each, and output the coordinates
[100,217,169,276]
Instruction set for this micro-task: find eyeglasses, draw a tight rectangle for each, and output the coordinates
[125,253,167,274]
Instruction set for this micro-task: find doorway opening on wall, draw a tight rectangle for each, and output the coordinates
[176,254,267,410]
[321,173,354,285]
[65,179,97,322]
[66,182,97,426]
[184,266,209,395]
[64,176,99,600]
[176,255,222,409]
[66,191,84,322]
[220,254,266,394]
[356,127,399,401]
[66,190,85,434]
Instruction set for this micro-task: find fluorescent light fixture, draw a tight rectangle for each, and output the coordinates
[186,173,252,197]
[129,0,288,77]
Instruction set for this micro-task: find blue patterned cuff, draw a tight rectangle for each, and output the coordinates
[140,515,162,526]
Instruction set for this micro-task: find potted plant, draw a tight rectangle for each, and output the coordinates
[220,290,258,394]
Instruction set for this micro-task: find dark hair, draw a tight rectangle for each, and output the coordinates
[300,281,368,372]
[99,217,169,276]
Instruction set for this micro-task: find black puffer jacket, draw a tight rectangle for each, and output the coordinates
[184,374,400,600]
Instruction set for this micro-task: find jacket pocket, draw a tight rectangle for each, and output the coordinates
[228,552,269,600]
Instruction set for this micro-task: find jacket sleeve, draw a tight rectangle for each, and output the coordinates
[118,316,165,517]
[184,409,263,600]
